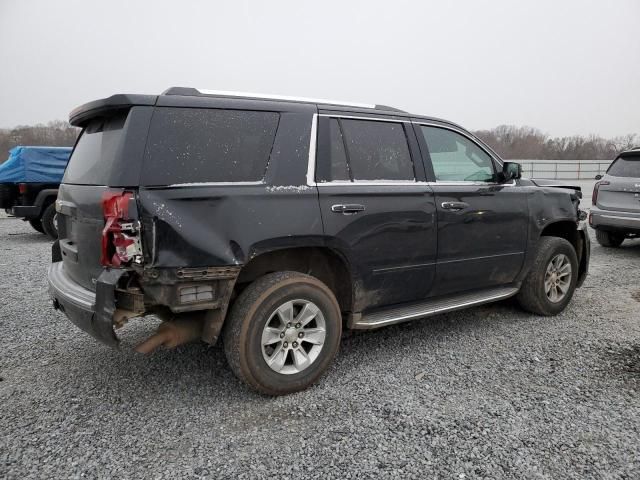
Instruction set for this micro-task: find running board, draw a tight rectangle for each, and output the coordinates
[350,286,519,329]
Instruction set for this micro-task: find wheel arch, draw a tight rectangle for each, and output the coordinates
[539,220,588,286]
[236,246,354,315]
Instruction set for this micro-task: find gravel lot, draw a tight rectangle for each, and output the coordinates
[1,212,639,479]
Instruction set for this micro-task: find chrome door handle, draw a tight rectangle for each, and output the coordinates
[441,201,469,211]
[331,204,366,215]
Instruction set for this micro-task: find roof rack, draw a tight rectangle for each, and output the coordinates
[163,87,378,109]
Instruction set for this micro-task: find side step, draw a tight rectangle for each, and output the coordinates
[351,286,520,329]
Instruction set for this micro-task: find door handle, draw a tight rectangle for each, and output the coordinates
[441,201,469,211]
[331,204,366,215]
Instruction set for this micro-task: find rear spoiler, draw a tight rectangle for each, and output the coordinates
[69,94,157,127]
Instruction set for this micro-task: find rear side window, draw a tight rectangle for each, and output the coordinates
[142,108,279,185]
[63,110,128,185]
[340,119,415,181]
[607,155,640,177]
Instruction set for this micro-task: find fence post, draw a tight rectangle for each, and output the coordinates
[555,162,558,179]
[577,162,581,179]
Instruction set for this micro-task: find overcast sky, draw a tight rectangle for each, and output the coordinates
[1,0,638,137]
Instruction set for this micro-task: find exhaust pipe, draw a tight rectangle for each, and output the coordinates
[135,315,204,355]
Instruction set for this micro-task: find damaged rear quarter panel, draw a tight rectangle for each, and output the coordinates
[137,185,324,268]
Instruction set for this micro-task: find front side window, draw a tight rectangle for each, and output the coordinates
[421,126,495,182]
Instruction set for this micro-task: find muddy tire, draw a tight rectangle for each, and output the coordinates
[516,237,578,316]
[595,229,624,248]
[41,203,58,240]
[223,271,342,396]
[28,218,45,233]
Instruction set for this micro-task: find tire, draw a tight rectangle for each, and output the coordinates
[41,203,58,240]
[28,218,45,233]
[223,271,342,395]
[516,237,578,316]
[0,184,14,209]
[595,229,624,248]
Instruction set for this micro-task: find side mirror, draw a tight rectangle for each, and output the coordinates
[502,162,522,182]
[595,174,603,180]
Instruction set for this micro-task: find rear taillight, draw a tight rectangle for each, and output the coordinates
[592,181,609,206]
[101,191,142,267]
[18,183,28,194]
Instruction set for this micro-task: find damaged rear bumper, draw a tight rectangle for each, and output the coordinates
[48,262,124,347]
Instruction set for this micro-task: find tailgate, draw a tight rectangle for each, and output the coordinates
[55,106,151,291]
[597,179,640,213]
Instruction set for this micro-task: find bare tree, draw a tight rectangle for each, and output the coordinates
[0,121,79,162]
[474,125,638,160]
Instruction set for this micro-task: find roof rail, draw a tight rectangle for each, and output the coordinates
[374,104,407,113]
[162,87,377,109]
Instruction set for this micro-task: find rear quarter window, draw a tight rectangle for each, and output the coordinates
[142,108,279,185]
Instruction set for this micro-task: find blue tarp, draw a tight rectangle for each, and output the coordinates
[0,146,72,183]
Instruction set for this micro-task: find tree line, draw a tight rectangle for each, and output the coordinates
[0,121,79,160]
[473,125,638,160]
[0,121,637,162]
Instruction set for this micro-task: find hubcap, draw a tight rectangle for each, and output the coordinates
[544,254,572,303]
[261,299,326,375]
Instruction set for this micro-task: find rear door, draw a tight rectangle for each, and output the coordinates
[315,114,437,310]
[415,123,529,297]
[597,153,640,213]
[56,107,152,290]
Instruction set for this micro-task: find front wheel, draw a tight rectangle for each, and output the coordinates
[595,229,624,248]
[517,237,578,316]
[223,271,342,395]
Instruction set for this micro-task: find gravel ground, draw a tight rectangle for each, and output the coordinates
[1,212,639,479]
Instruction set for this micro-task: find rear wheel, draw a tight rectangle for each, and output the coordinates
[223,271,342,395]
[517,237,578,316]
[28,218,45,233]
[41,203,58,240]
[595,229,624,248]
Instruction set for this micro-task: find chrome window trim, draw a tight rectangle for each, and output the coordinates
[308,115,516,188]
[310,114,415,186]
[318,113,409,123]
[306,114,318,186]
[317,180,431,187]
[426,180,517,187]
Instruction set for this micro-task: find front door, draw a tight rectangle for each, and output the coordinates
[315,114,437,311]
[416,123,529,297]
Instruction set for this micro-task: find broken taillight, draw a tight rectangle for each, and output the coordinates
[592,180,609,206]
[101,191,143,267]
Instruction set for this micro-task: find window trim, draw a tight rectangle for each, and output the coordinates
[311,113,419,185]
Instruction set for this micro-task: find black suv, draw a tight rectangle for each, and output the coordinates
[48,88,590,395]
